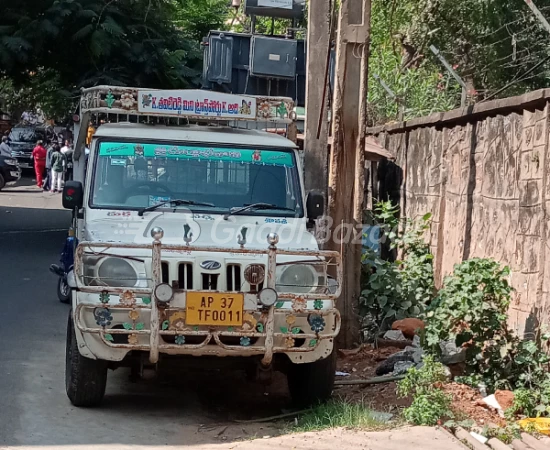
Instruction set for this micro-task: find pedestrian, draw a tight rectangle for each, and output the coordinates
[61,141,74,182]
[61,139,71,155]
[44,143,55,191]
[50,145,66,193]
[0,136,11,157]
[32,140,47,188]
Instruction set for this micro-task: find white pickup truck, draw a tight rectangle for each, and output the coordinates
[63,86,342,407]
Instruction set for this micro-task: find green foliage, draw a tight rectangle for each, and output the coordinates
[0,0,228,91]
[397,355,453,426]
[0,71,74,121]
[424,258,513,387]
[505,334,550,418]
[480,423,521,444]
[368,0,550,125]
[360,201,434,335]
[293,399,385,432]
[173,0,231,41]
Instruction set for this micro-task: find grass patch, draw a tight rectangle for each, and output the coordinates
[292,399,388,432]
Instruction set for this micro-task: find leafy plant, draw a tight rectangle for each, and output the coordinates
[397,355,453,426]
[481,423,522,444]
[424,258,514,388]
[360,201,434,336]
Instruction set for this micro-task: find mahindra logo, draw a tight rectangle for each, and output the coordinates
[200,260,221,271]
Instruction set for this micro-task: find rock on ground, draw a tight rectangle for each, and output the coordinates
[392,319,425,339]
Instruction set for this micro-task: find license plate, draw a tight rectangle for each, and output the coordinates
[186,292,244,326]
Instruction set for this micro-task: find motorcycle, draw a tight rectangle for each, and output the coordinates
[50,225,77,304]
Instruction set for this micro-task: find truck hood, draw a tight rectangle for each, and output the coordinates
[84,210,318,251]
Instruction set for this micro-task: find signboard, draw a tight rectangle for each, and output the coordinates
[138,90,257,120]
[99,142,295,168]
[258,0,293,9]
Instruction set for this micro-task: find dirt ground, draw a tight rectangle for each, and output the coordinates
[335,344,506,428]
[335,345,412,413]
[442,382,506,427]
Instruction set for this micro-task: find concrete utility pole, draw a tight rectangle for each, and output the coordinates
[329,0,371,348]
[304,1,332,211]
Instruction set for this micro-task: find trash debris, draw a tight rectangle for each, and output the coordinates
[481,394,502,410]
[392,360,415,375]
[440,340,466,364]
[470,431,488,444]
[392,318,425,339]
[403,345,424,363]
[335,371,351,377]
[375,352,414,376]
[518,418,550,435]
[474,394,505,418]
[383,330,407,341]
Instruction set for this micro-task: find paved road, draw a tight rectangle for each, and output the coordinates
[0,178,468,450]
[0,179,284,448]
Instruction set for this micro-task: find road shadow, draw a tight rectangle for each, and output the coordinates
[0,205,296,448]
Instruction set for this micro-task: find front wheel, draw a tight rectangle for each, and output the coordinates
[66,311,108,407]
[287,349,337,407]
[57,277,71,304]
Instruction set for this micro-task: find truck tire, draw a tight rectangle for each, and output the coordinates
[65,311,107,407]
[287,349,336,407]
[57,277,71,304]
[0,173,5,191]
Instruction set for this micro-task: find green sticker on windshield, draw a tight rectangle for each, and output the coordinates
[99,142,295,168]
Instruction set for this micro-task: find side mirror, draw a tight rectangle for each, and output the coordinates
[63,181,84,210]
[306,191,324,220]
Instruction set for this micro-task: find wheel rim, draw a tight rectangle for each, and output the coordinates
[60,278,70,297]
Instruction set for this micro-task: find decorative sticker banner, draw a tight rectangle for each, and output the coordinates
[138,90,257,119]
[99,142,295,167]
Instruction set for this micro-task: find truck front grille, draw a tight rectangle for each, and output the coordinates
[161,262,169,284]
[226,264,241,291]
[178,263,193,290]
[202,273,219,290]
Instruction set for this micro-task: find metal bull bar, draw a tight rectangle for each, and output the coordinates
[73,230,342,366]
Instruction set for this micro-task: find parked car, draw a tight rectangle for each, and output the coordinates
[8,125,47,169]
[0,155,21,190]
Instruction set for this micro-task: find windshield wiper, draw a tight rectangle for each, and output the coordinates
[223,203,295,220]
[138,199,215,217]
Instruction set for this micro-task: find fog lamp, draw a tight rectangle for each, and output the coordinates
[258,288,278,307]
[244,264,265,285]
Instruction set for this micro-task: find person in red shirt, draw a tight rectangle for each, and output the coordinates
[32,140,47,188]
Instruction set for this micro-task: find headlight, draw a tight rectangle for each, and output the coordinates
[97,257,138,287]
[276,264,318,293]
[4,159,17,166]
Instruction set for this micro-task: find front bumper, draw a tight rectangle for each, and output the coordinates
[73,239,342,366]
[4,167,21,184]
[13,155,32,169]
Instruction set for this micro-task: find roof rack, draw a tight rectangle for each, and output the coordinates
[79,86,296,124]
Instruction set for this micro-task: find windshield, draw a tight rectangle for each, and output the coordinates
[90,141,303,217]
[9,128,45,143]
